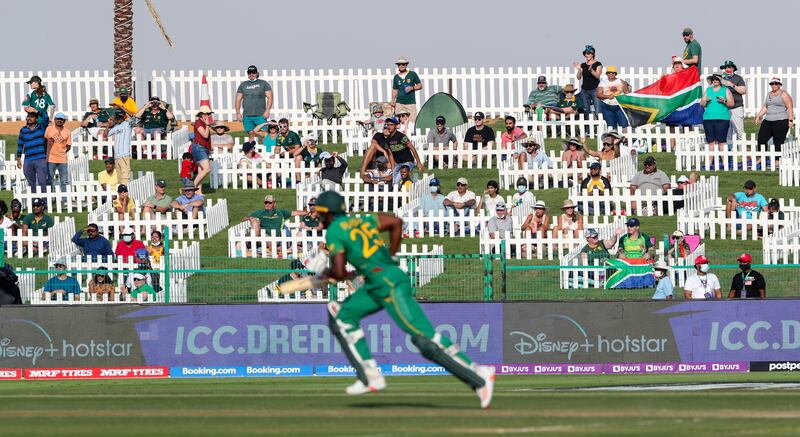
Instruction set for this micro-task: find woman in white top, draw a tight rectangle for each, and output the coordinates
[475,180,502,214]
[684,255,722,299]
[0,200,14,231]
[596,66,631,130]
[555,199,583,237]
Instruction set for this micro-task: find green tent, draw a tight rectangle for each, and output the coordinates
[415,92,467,133]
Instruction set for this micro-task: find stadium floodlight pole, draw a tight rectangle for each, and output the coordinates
[163,225,170,303]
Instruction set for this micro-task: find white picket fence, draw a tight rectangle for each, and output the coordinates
[417,131,546,170]
[516,112,608,139]
[69,128,189,160]
[215,153,348,189]
[675,137,783,172]
[29,283,188,305]
[1,216,76,259]
[678,209,799,241]
[763,222,800,265]
[228,221,324,259]
[779,157,800,187]
[295,173,432,213]
[4,153,91,193]
[498,153,636,190]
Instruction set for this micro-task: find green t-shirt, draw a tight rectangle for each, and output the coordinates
[325,214,397,284]
[132,283,157,299]
[683,39,702,72]
[250,208,292,234]
[300,147,324,165]
[393,71,421,105]
[141,108,169,129]
[23,92,55,117]
[22,213,55,235]
[145,194,173,209]
[301,214,320,229]
[278,131,302,153]
[580,243,610,264]
[557,96,578,111]
[618,232,652,259]
[82,110,110,128]
[236,79,272,116]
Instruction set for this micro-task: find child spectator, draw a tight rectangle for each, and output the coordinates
[652,261,674,300]
[180,152,197,186]
[147,230,164,263]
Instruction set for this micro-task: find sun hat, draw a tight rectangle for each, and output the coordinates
[653,260,669,271]
[196,105,213,116]
[534,200,547,210]
[561,199,577,209]
[606,66,618,74]
[395,56,409,64]
[563,84,577,93]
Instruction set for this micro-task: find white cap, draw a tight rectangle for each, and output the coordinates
[303,133,318,143]
[456,177,468,186]
[122,226,134,235]
[677,175,689,183]
[319,151,333,160]
[653,261,669,271]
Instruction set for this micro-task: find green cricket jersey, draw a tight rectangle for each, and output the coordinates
[392,71,421,105]
[326,214,398,283]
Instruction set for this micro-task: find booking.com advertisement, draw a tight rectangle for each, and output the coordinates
[0,301,798,379]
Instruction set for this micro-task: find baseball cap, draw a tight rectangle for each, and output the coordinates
[695,255,709,265]
[643,156,656,165]
[32,198,45,207]
[247,65,258,74]
[303,133,318,143]
[135,248,149,259]
[264,194,276,203]
[677,175,690,183]
[738,253,753,263]
[319,151,333,160]
[182,180,197,191]
[584,228,599,238]
[606,66,618,73]
[242,141,256,153]
[682,27,693,36]
[149,96,160,102]
[743,180,756,189]
[626,217,640,227]
[672,230,685,239]
[385,117,399,125]
[589,161,602,169]
[54,112,66,120]
[516,177,527,187]
[474,111,485,119]
[769,77,783,85]
[435,116,446,124]
[496,202,507,211]
[155,179,167,188]
[52,258,67,268]
[375,155,389,164]
[132,273,147,281]
[429,177,440,186]
[117,184,128,193]
[456,177,468,186]
[537,75,547,84]
[26,75,42,84]
[104,157,114,164]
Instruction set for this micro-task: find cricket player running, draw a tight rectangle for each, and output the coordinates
[313,191,496,409]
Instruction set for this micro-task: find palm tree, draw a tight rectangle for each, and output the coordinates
[113,0,173,92]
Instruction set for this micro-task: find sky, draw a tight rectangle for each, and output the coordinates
[1,0,797,73]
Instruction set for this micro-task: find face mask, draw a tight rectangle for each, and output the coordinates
[654,270,664,279]
[739,264,750,272]
[517,186,526,194]
[123,235,133,243]
[698,264,710,273]
[429,186,438,193]
[151,241,162,247]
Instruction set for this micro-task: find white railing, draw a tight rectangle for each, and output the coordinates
[498,153,635,190]
[14,179,115,214]
[763,222,800,265]
[295,173,432,213]
[676,137,783,172]
[678,209,798,241]
[780,157,800,187]
[70,129,185,160]
[215,153,348,189]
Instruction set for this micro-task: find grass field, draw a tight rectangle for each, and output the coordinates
[2,373,800,435]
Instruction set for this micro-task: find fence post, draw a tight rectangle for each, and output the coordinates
[408,255,417,297]
[500,239,507,301]
[0,229,4,268]
[482,253,493,302]
[163,225,170,303]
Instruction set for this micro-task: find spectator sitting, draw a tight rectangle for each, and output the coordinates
[729,253,766,299]
[586,137,620,161]
[171,181,206,219]
[88,267,115,298]
[243,194,305,236]
[80,98,110,140]
[44,259,81,301]
[500,115,527,151]
[275,118,302,155]
[521,200,550,235]
[134,96,173,138]
[766,198,784,236]
[617,218,653,260]
[444,177,476,216]
[112,184,136,220]
[209,123,234,152]
[580,227,621,264]
[578,162,611,214]
[726,179,767,219]
[556,199,584,237]
[527,75,563,118]
[630,156,670,215]
[397,165,415,192]
[426,116,458,167]
[22,198,54,237]
[420,178,446,216]
[464,112,496,150]
[319,151,348,187]
[293,134,324,183]
[667,230,691,261]
[128,248,161,293]
[0,201,14,232]
[115,227,146,260]
[10,199,23,229]
[676,174,699,190]
[109,87,138,119]
[684,255,722,300]
[511,177,534,211]
[299,198,323,232]
[361,116,424,185]
[544,84,580,118]
[238,141,264,187]
[359,103,388,134]
[561,137,586,168]
[98,158,119,191]
[601,130,636,165]
[147,230,164,263]
[487,202,514,238]
[142,179,173,218]
[518,141,553,170]
[253,119,280,152]
[396,110,414,134]
[130,273,157,301]
[652,261,674,300]
[71,223,113,259]
[363,155,393,186]
[476,180,502,215]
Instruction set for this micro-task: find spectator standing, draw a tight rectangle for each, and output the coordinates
[275,118,303,155]
[652,261,674,300]
[500,116,527,151]
[596,66,631,130]
[671,56,685,74]
[574,45,603,114]
[391,56,422,122]
[319,152,348,187]
[44,112,72,195]
[22,198,54,237]
[98,158,119,191]
[115,227,146,260]
[171,181,206,219]
[191,106,214,192]
[700,74,734,155]
[444,177,477,216]
[578,162,611,214]
[102,110,135,185]
[243,194,305,236]
[142,179,173,217]
[684,255,721,299]
[112,184,136,220]
[617,218,653,260]
[580,228,620,264]
[22,75,55,124]
[80,98,109,140]
[521,200,550,235]
[720,60,747,144]
[16,112,48,192]
[464,112,496,150]
[44,259,81,301]
[486,203,514,238]
[729,253,766,299]
[756,77,794,155]
[134,96,173,138]
[476,180,502,215]
[527,76,563,114]
[517,141,554,170]
[210,123,234,152]
[71,223,113,258]
[109,87,138,119]
[361,117,424,184]
[363,156,393,186]
[236,65,273,141]
[556,199,583,237]
[667,230,691,262]
[680,28,702,72]
[147,230,164,263]
[726,179,768,219]
[420,178,446,216]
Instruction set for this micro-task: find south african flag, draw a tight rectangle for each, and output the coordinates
[616,66,703,128]
[604,258,655,289]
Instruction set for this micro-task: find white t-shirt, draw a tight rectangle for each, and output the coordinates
[0,216,14,230]
[684,273,721,299]
[446,190,477,209]
[599,77,624,106]
[481,194,502,215]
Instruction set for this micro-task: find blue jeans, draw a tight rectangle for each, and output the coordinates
[23,159,48,193]
[191,143,210,162]
[599,101,629,130]
[48,162,70,192]
[392,162,416,184]
[579,88,600,115]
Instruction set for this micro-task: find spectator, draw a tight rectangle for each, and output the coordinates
[671,55,685,74]
[426,115,458,167]
[98,158,119,191]
[293,134,324,172]
[253,119,279,151]
[596,66,631,130]
[500,115,527,151]
[22,198,54,237]
[527,75,563,115]
[180,152,197,186]
[319,151,348,187]
[720,60,747,144]
[171,181,206,219]
[574,45,603,114]
[109,87,138,119]
[358,103,389,135]
[676,174,699,189]
[667,230,691,261]
[112,184,136,220]
[420,178,446,216]
[363,156,393,186]
[0,261,21,305]
[680,28,702,72]
[236,65,273,141]
[556,199,583,237]
[464,112,496,150]
[684,255,721,299]
[209,123,234,152]
[299,198,323,232]
[397,165,415,192]
[476,180,502,215]
[584,137,620,161]
[601,130,636,165]
[561,137,586,168]
[44,112,72,196]
[544,84,580,118]
[766,198,784,236]
[630,156,670,194]
[129,248,161,293]
[726,179,767,219]
[115,226,146,260]
[361,117,424,185]
[102,109,135,184]
[22,75,55,124]
[0,201,13,232]
[80,98,109,140]
[580,228,620,264]
[756,77,794,155]
[275,118,303,155]
[700,74,734,156]
[521,200,550,235]
[487,202,514,238]
[578,162,611,214]
[617,218,653,260]
[16,112,48,192]
[88,267,115,298]
[444,177,477,217]
[191,105,214,192]
[147,230,164,263]
[391,56,422,122]
[652,261,674,300]
[44,259,81,301]
[130,273,157,301]
[134,96,173,138]
[71,223,113,258]
[729,253,766,299]
[238,141,264,185]
[243,194,305,236]
[517,141,554,170]
[142,179,173,217]
[511,177,534,210]
[396,110,415,134]
[10,199,24,229]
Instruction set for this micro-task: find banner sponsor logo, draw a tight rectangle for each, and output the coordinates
[24,367,167,380]
[750,361,800,372]
[0,368,22,380]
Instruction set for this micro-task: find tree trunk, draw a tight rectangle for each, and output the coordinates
[113,0,134,92]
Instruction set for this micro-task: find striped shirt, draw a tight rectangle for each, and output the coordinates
[17,122,47,161]
[106,118,136,158]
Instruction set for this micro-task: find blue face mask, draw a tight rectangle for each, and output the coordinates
[517,186,526,194]
[429,186,438,193]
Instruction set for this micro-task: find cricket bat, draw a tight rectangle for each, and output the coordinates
[274,276,337,295]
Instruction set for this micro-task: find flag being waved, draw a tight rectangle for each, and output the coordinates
[616,66,703,128]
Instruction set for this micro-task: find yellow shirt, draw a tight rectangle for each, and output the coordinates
[98,169,119,190]
[113,197,137,216]
[111,97,139,118]
[148,244,164,263]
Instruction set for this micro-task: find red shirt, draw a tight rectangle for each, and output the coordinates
[115,239,147,260]
[193,119,211,150]
[180,159,197,178]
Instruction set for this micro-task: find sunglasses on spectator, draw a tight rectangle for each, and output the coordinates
[396,63,408,66]
[264,201,274,204]
[456,183,466,187]
[474,117,484,120]
[279,125,288,128]
[627,224,638,227]
[769,82,780,86]
[645,162,655,166]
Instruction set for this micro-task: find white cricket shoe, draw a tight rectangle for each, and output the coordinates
[475,365,496,409]
[345,375,386,395]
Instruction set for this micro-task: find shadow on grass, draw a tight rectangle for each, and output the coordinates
[348,402,440,409]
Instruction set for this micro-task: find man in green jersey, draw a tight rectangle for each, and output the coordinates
[312,191,495,409]
[681,27,702,73]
